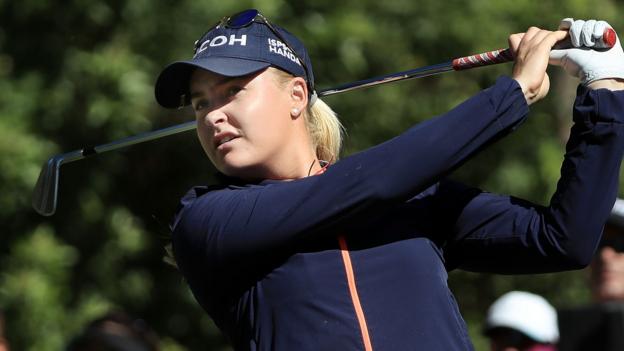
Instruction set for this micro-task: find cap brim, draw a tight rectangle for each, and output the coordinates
[155,57,271,108]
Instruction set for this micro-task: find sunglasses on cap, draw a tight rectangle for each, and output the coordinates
[194,9,314,94]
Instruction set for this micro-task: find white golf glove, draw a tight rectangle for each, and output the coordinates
[550,18,624,85]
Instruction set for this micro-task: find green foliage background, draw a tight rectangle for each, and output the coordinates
[1,0,622,349]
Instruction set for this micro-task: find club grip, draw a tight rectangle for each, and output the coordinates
[453,28,617,71]
[452,48,514,71]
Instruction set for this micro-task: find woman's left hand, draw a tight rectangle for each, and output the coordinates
[509,28,568,105]
[551,18,624,91]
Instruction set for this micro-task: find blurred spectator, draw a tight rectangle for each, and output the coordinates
[483,291,559,351]
[0,309,9,351]
[65,311,159,351]
[590,198,624,302]
[557,198,624,351]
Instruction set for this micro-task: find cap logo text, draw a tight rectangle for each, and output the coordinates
[195,34,247,56]
[267,38,300,66]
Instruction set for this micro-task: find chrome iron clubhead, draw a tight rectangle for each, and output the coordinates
[32,121,198,216]
[32,150,82,216]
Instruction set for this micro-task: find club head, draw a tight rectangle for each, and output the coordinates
[32,155,63,216]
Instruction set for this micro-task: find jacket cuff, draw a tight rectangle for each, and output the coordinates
[485,76,530,132]
[574,84,624,127]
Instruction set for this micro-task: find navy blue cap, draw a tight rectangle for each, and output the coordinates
[155,20,314,108]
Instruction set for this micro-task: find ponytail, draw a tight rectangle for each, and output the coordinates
[305,97,343,163]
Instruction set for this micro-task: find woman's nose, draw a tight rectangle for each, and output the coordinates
[202,109,227,127]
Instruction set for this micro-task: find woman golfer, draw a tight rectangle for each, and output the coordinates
[155,10,624,350]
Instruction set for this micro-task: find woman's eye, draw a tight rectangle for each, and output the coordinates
[227,86,243,96]
[193,99,210,111]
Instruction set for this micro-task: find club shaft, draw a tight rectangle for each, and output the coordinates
[92,120,197,154]
[319,48,516,97]
[60,120,198,166]
[318,62,454,97]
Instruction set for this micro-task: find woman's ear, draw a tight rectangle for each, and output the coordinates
[289,77,308,117]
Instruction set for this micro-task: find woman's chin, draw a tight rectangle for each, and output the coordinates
[219,162,264,180]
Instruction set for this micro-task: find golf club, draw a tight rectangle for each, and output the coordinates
[31,29,617,216]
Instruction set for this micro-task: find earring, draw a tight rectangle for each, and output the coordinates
[291,108,300,116]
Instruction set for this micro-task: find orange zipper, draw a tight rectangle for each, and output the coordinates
[338,235,373,351]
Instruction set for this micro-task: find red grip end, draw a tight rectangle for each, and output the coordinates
[604,28,617,48]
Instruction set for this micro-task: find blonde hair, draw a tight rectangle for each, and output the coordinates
[272,68,344,163]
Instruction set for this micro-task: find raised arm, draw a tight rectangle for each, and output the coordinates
[442,19,624,273]
[441,85,624,273]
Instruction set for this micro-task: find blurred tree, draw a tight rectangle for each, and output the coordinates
[0,0,621,350]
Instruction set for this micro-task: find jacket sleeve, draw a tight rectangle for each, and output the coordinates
[440,85,624,273]
[171,76,529,267]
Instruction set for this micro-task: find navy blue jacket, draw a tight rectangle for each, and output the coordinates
[172,76,624,350]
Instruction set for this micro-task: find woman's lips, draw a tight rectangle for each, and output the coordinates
[214,133,240,148]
